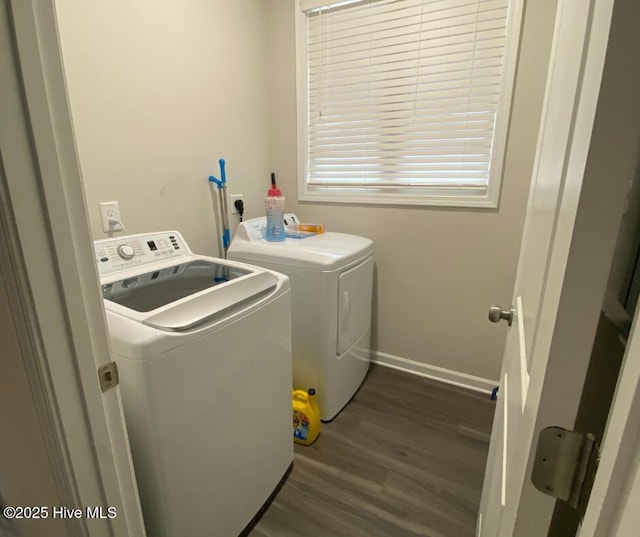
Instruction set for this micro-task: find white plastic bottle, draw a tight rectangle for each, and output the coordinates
[264,184,285,242]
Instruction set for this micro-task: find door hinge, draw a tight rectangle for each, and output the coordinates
[98,361,119,392]
[531,427,600,518]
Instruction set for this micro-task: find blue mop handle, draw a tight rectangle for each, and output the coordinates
[208,159,231,253]
[219,158,226,186]
[209,158,226,188]
[218,159,230,249]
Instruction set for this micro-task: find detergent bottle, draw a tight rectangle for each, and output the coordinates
[292,388,321,445]
[264,172,285,242]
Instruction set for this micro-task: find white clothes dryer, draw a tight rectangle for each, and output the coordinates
[95,231,293,537]
[228,214,374,421]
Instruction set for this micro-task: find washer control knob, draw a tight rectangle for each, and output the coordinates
[117,244,135,260]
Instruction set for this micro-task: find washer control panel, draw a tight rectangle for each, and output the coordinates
[95,231,190,276]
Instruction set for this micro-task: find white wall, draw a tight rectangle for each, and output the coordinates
[56,0,558,382]
[55,0,272,256]
[265,0,558,381]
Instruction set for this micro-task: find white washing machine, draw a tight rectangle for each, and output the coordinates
[228,214,374,421]
[94,231,293,537]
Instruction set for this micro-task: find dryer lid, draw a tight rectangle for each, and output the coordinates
[228,231,374,270]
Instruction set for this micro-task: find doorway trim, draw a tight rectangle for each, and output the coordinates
[3,0,145,535]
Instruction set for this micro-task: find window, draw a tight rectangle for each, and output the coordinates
[295,0,523,207]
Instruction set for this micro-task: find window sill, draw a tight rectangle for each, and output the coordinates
[298,190,499,209]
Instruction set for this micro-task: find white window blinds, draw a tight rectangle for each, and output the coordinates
[298,0,519,205]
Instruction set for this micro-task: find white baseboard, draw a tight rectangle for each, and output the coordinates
[370,350,498,395]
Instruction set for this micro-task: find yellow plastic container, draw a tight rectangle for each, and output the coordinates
[297,223,325,234]
[292,388,321,445]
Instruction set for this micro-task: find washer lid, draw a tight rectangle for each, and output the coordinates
[229,231,374,270]
[102,259,278,331]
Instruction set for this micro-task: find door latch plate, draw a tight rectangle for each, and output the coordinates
[98,361,119,393]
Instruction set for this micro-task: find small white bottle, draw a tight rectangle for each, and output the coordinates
[265,174,285,242]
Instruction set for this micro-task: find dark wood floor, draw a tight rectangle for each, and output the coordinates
[250,364,495,537]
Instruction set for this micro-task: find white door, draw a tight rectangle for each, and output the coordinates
[4,1,146,536]
[478,0,640,535]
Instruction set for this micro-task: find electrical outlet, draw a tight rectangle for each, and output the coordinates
[99,201,121,232]
[230,194,244,215]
